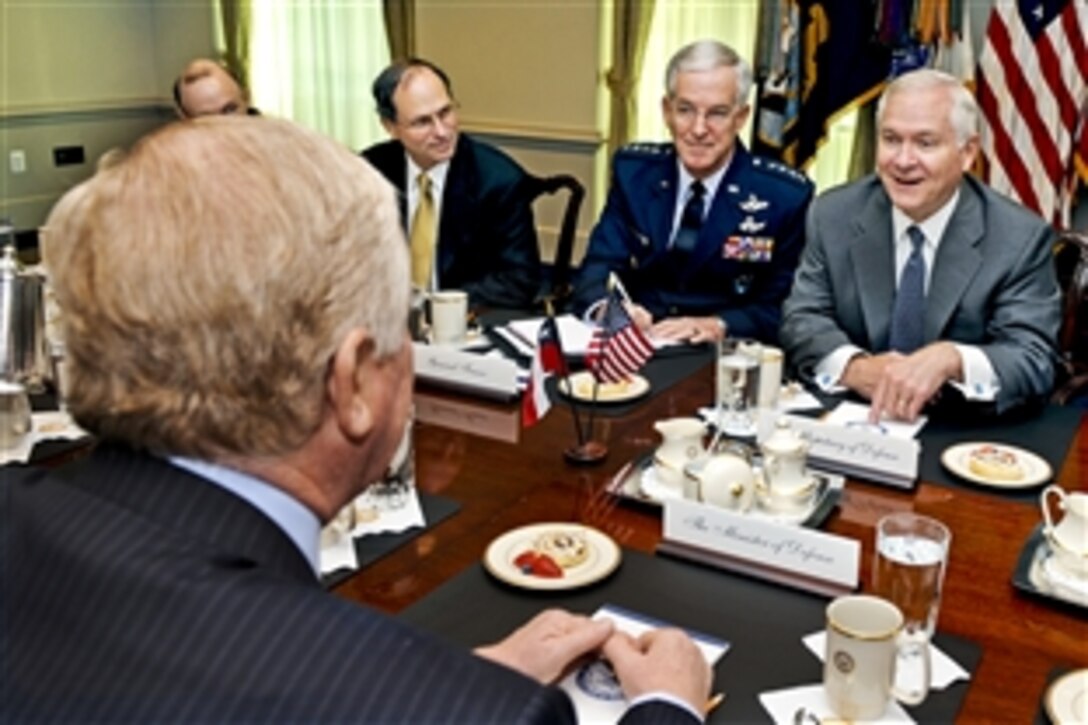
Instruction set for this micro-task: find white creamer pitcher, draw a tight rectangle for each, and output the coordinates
[760,418,811,495]
[1041,485,1088,577]
[652,417,706,493]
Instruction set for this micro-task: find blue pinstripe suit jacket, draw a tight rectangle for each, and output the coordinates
[1,445,695,724]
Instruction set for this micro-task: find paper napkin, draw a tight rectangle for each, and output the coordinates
[803,630,970,690]
[760,683,914,724]
[822,401,927,440]
[318,486,426,575]
[557,604,730,724]
[0,410,88,465]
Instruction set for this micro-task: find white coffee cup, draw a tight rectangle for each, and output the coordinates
[824,594,930,720]
[429,290,468,345]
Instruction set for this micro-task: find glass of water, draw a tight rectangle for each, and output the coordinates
[715,338,762,437]
[872,512,952,638]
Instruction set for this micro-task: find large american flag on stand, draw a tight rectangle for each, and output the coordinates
[977,0,1088,228]
[585,288,654,384]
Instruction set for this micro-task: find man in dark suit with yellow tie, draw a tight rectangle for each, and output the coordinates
[1,116,710,722]
[363,58,542,309]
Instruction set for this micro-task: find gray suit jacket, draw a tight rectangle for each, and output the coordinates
[780,175,1060,414]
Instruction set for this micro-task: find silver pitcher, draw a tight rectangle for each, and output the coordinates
[0,228,51,392]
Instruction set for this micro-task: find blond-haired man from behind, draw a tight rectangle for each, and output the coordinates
[1,116,710,723]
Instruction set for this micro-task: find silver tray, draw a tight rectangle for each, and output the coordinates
[1012,524,1088,611]
[606,453,844,529]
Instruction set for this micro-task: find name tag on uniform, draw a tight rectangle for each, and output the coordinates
[723,236,774,262]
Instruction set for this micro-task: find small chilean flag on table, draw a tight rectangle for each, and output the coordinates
[522,315,563,427]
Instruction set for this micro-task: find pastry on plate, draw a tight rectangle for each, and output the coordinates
[572,376,631,400]
[967,444,1025,481]
[533,530,589,568]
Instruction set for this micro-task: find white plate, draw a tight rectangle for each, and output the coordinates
[1046,669,1088,724]
[558,372,650,403]
[639,466,684,502]
[426,326,489,350]
[940,442,1052,488]
[483,523,621,591]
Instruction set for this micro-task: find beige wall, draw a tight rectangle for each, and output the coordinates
[2,0,612,255]
[416,0,608,263]
[0,0,217,231]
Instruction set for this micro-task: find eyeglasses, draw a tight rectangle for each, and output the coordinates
[403,103,459,133]
[670,101,740,131]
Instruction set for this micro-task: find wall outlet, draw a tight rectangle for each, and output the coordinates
[53,145,85,167]
[9,150,26,174]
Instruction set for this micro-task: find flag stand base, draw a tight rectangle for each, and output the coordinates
[563,440,608,465]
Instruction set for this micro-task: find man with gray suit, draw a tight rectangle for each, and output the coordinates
[780,69,1060,422]
[2,118,710,722]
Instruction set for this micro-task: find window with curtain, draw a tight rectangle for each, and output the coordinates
[248,3,390,151]
[634,2,761,144]
[807,108,860,193]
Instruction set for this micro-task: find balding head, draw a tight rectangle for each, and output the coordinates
[174,59,250,118]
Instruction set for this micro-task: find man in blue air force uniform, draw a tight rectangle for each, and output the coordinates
[573,40,814,345]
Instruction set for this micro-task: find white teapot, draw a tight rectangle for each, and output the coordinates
[760,419,812,498]
[685,443,757,512]
[1041,485,1088,578]
[652,417,706,494]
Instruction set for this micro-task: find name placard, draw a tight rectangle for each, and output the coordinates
[661,498,860,596]
[412,343,520,401]
[757,410,919,489]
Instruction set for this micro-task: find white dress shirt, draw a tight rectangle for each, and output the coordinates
[668,159,729,247]
[814,190,999,401]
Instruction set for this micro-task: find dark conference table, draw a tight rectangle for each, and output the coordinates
[332,354,1088,723]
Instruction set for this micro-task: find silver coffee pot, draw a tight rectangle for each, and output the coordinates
[0,222,51,392]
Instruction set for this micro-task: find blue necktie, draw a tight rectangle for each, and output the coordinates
[672,180,706,253]
[888,225,926,353]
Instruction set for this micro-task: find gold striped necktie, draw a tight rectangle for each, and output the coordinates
[410,173,435,289]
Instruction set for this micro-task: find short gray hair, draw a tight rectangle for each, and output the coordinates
[877,68,978,146]
[44,117,409,459]
[665,40,753,106]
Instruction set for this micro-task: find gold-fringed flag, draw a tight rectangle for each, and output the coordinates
[753,0,892,169]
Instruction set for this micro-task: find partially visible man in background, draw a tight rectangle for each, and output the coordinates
[1,116,710,723]
[363,58,542,309]
[174,58,255,118]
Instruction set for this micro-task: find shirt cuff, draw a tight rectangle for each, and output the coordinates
[813,345,865,393]
[628,692,704,723]
[948,344,999,401]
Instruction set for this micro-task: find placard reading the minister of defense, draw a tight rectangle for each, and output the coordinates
[663,498,859,592]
